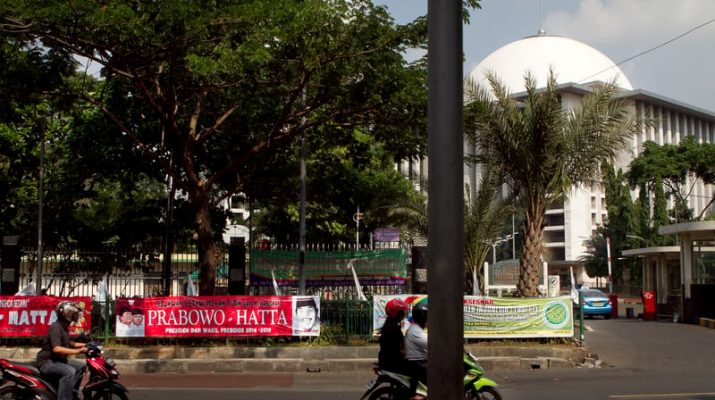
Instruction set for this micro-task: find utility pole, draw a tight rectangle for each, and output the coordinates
[427,0,464,398]
[162,153,175,296]
[298,87,308,295]
[298,133,307,295]
[606,236,613,294]
[36,119,45,295]
[353,207,363,249]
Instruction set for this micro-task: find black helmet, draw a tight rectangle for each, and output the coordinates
[56,301,81,323]
[411,301,428,326]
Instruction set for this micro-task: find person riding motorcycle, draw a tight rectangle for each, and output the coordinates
[404,301,428,399]
[36,301,88,400]
[378,299,410,374]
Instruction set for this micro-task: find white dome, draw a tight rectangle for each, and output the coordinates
[468,35,633,93]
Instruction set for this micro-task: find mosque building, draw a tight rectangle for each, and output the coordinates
[399,32,715,292]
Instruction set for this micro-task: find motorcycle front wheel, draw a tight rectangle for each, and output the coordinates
[91,390,128,400]
[0,384,53,400]
[368,386,395,400]
[466,386,502,400]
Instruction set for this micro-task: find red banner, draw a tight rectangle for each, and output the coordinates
[115,296,320,337]
[0,296,92,337]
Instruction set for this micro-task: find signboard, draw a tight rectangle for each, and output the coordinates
[373,228,400,242]
[548,275,561,297]
[373,295,573,339]
[0,296,92,337]
[115,296,320,337]
[485,259,548,292]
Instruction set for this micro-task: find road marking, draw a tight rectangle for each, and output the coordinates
[610,393,715,399]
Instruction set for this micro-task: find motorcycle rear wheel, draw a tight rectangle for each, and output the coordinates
[368,386,395,400]
[0,384,53,400]
[467,387,502,400]
[91,390,128,400]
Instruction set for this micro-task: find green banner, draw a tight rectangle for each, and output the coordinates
[463,296,573,338]
[373,295,573,339]
[250,249,407,284]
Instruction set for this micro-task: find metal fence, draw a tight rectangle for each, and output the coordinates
[17,249,228,298]
[320,299,373,342]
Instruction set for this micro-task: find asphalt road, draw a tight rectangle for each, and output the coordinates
[119,318,715,399]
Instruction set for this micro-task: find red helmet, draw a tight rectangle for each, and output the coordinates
[385,299,408,318]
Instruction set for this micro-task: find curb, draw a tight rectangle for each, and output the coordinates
[1,345,592,373]
[113,356,583,374]
[699,317,715,329]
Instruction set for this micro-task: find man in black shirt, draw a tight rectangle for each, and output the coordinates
[36,301,88,400]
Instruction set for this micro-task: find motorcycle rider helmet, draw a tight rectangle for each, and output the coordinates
[56,301,81,323]
[385,299,408,319]
[411,300,428,326]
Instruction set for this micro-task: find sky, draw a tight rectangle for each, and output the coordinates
[376,0,715,112]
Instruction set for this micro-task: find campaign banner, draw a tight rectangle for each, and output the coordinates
[0,296,92,337]
[115,296,320,337]
[371,294,427,336]
[373,295,573,339]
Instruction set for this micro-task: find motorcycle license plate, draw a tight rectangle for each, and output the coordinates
[366,377,378,389]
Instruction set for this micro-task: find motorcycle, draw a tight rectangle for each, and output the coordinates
[361,352,501,400]
[0,341,128,400]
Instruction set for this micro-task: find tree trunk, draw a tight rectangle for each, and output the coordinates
[194,199,219,296]
[516,203,545,297]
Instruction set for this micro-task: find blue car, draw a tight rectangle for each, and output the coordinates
[579,288,613,319]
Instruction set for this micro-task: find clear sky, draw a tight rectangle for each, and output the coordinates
[376,0,715,112]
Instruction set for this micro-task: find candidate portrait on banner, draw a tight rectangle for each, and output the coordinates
[292,296,320,336]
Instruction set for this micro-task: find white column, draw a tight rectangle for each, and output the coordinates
[674,112,681,143]
[657,107,664,144]
[657,256,668,304]
[665,110,672,144]
[681,235,693,299]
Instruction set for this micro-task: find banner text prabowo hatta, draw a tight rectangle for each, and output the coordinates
[115,296,320,337]
[0,296,92,337]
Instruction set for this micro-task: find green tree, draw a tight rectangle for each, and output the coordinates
[0,32,77,243]
[3,0,429,294]
[253,128,420,245]
[465,71,639,297]
[628,137,715,223]
[580,233,608,282]
[600,166,642,283]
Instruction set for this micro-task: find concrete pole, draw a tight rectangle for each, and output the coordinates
[36,120,45,295]
[299,133,307,295]
[606,236,613,293]
[427,0,464,398]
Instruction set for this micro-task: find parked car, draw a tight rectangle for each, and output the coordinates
[579,288,613,318]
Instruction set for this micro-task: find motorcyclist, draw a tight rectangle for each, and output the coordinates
[378,298,410,373]
[404,300,427,399]
[36,301,88,400]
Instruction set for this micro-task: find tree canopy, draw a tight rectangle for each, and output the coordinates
[2,0,430,294]
[628,136,715,222]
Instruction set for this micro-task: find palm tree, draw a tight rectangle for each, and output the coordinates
[464,70,639,297]
[463,168,513,294]
[378,170,511,293]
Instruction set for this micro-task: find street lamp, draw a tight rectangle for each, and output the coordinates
[626,234,648,245]
[481,235,512,264]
